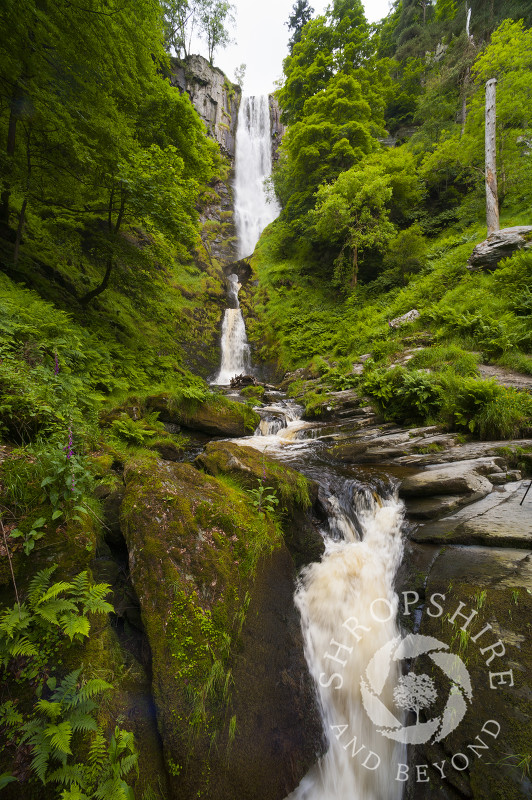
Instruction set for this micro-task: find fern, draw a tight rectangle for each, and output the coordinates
[0,566,113,672]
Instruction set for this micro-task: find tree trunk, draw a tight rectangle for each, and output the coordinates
[79,256,114,305]
[460,66,470,137]
[351,245,358,288]
[0,104,19,225]
[485,78,499,235]
[13,197,27,266]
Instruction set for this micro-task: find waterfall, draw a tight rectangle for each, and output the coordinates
[214,274,250,385]
[213,94,280,384]
[235,406,407,799]
[287,483,406,800]
[234,95,280,258]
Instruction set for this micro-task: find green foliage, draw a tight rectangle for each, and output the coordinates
[19,671,137,798]
[9,515,46,555]
[246,479,279,518]
[363,366,441,423]
[0,566,113,674]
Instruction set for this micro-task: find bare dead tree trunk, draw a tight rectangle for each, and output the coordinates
[485,78,499,235]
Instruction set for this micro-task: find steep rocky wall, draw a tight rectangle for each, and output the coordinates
[171,54,241,265]
[269,94,285,164]
[170,54,241,159]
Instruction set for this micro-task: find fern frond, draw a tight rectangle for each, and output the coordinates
[35,599,78,625]
[60,613,91,641]
[88,727,107,770]
[68,711,98,734]
[47,763,88,788]
[0,604,31,636]
[36,582,74,606]
[58,783,90,800]
[69,572,90,597]
[30,739,52,783]
[28,566,57,605]
[52,670,81,707]
[93,775,131,800]
[81,584,113,615]
[35,700,62,719]
[77,679,112,704]
[44,721,73,756]
[7,634,38,658]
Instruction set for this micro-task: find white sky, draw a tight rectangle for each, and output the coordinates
[213,0,394,95]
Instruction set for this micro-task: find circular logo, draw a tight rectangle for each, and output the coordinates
[360,633,473,745]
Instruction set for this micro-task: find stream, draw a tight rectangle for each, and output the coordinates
[229,398,407,800]
[214,95,408,799]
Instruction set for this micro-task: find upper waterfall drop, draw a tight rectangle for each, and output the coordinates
[213,95,280,385]
[234,95,280,258]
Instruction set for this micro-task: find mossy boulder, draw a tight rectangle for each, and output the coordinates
[119,456,321,799]
[400,545,532,800]
[146,392,260,437]
[195,440,325,566]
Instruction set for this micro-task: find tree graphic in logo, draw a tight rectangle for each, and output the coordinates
[393,673,438,724]
[360,634,473,745]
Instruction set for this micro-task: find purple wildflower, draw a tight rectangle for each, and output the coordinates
[54,352,60,375]
[64,426,74,460]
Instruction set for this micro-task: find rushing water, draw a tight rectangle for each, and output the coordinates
[234,95,280,258]
[232,401,406,800]
[217,93,407,797]
[213,94,280,385]
[214,274,250,385]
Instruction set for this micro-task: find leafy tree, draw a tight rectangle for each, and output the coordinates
[287,0,315,53]
[0,0,219,297]
[274,74,381,220]
[234,63,246,88]
[199,0,235,65]
[162,0,202,58]
[383,223,428,283]
[311,147,423,289]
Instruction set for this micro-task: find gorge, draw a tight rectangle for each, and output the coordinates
[0,4,531,800]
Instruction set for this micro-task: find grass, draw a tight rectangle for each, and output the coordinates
[251,215,532,441]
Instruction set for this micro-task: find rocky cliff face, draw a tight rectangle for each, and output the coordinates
[171,54,242,265]
[171,54,241,159]
[269,95,285,164]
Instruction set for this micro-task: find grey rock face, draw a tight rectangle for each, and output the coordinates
[467,225,532,271]
[170,54,241,158]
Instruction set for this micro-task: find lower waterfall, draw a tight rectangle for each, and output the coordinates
[214,274,250,385]
[287,483,405,800]
[235,402,407,800]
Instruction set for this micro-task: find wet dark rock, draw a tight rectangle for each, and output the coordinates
[400,542,532,800]
[411,480,532,548]
[467,225,532,271]
[119,456,323,799]
[230,373,258,388]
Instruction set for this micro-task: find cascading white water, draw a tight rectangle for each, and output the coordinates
[213,95,280,384]
[234,95,280,258]
[214,274,250,385]
[234,403,407,799]
[287,483,406,800]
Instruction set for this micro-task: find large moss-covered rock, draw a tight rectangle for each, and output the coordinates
[195,440,325,566]
[119,456,322,799]
[399,542,532,800]
[146,392,260,437]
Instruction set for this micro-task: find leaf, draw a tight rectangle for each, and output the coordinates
[32,518,46,529]
[45,721,73,755]
[52,510,63,520]
[0,773,17,790]
[60,613,91,641]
